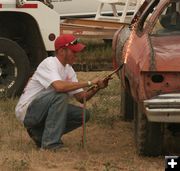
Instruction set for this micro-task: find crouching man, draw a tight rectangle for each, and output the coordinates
[15,34,110,150]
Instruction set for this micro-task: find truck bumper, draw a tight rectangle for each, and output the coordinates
[144,93,180,123]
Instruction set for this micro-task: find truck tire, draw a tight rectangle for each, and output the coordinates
[0,38,30,98]
[134,102,164,156]
[133,101,138,145]
[120,82,134,121]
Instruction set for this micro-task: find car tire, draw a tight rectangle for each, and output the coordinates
[0,38,30,98]
[120,82,134,121]
[133,101,138,145]
[134,102,164,156]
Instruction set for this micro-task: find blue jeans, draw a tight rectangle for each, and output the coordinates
[23,90,90,149]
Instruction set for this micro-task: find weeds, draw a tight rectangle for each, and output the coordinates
[77,39,112,64]
[88,75,121,128]
[2,158,29,171]
[103,161,121,171]
[74,160,87,171]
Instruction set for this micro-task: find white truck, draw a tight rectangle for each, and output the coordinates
[0,0,60,97]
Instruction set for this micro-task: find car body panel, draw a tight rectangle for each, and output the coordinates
[150,36,180,71]
[113,0,180,102]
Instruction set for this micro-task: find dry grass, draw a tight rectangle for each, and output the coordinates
[0,72,165,171]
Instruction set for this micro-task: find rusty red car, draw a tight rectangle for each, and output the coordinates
[112,0,180,156]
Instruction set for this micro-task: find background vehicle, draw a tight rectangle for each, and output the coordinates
[0,0,60,97]
[112,0,180,156]
[52,0,138,19]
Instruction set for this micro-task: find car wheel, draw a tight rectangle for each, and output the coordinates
[120,82,134,121]
[134,102,164,156]
[0,38,30,98]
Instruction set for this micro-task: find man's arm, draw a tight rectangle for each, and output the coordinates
[74,78,111,103]
[51,77,101,93]
[74,86,100,103]
[52,76,111,102]
[52,80,89,92]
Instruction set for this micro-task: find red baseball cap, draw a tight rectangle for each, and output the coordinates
[54,34,85,52]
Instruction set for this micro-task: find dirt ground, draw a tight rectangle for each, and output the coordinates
[1,71,179,171]
[29,120,163,171]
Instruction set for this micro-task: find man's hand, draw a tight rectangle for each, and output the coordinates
[99,76,113,89]
[91,77,112,89]
[103,76,113,88]
[91,78,100,85]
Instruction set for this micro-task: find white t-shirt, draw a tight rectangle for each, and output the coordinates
[15,57,83,123]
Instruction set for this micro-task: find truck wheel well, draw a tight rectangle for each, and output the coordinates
[0,12,47,72]
[125,76,131,94]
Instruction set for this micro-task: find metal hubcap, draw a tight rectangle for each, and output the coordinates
[0,54,17,90]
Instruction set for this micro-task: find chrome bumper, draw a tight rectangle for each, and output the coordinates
[144,93,180,123]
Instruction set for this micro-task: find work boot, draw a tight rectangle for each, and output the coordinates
[27,128,41,148]
[41,141,64,152]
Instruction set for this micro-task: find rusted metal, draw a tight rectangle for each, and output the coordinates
[112,26,129,69]
[147,34,156,71]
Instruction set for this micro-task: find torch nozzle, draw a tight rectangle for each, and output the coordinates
[87,62,124,92]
